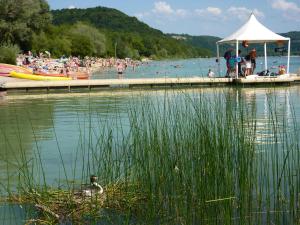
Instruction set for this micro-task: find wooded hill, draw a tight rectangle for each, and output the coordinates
[169,31,300,56]
[51,7,211,59]
[0,0,298,64]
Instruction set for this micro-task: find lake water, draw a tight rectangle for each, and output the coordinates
[92,56,300,79]
[0,57,300,224]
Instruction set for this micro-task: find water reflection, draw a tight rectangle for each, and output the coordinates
[0,98,55,184]
[0,87,299,186]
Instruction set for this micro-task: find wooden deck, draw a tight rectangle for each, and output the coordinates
[0,75,299,92]
[0,77,232,91]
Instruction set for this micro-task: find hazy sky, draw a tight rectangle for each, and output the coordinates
[47,0,300,37]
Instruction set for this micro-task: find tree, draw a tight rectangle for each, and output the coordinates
[70,34,93,57]
[0,44,20,64]
[0,0,52,50]
[69,22,106,56]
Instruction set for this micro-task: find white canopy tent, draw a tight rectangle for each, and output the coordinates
[216,13,291,78]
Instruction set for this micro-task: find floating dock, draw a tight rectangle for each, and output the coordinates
[0,75,299,93]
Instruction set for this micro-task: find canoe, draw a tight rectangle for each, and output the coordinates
[35,72,67,77]
[0,64,32,76]
[0,71,10,76]
[10,71,72,81]
[70,72,89,80]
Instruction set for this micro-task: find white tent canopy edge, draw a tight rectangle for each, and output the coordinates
[216,13,291,78]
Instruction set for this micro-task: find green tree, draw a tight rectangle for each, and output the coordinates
[70,34,93,57]
[69,22,106,56]
[0,44,20,64]
[0,0,52,50]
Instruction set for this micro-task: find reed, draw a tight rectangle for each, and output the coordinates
[0,89,299,224]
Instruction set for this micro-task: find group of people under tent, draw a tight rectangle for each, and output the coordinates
[223,48,257,77]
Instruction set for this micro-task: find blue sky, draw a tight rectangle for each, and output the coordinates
[47,0,300,37]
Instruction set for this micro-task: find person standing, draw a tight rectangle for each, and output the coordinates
[250,48,257,74]
[235,50,245,77]
[244,54,252,76]
[224,48,233,77]
[116,62,125,78]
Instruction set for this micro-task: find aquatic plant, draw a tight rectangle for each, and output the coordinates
[0,89,299,224]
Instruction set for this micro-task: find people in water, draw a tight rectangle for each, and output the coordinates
[207,69,215,78]
[116,62,125,78]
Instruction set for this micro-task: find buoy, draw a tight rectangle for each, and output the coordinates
[242,40,249,48]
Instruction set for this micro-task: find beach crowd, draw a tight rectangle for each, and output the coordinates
[16,51,141,77]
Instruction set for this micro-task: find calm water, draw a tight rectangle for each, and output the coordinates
[0,87,300,183]
[0,57,300,224]
[92,56,300,79]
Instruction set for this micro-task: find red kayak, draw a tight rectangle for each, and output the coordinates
[35,72,67,77]
[0,63,32,76]
[70,72,89,80]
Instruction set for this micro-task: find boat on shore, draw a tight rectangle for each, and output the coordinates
[35,72,67,77]
[10,71,72,81]
[69,72,89,80]
[0,63,32,76]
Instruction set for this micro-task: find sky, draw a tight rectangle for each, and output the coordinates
[47,0,300,37]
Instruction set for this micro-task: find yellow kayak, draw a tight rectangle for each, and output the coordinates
[10,71,72,81]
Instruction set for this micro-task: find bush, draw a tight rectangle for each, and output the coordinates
[0,44,20,65]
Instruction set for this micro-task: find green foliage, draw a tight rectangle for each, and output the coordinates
[31,29,72,57]
[284,31,300,55]
[51,7,212,59]
[1,2,298,59]
[169,32,300,56]
[0,44,20,64]
[69,22,106,56]
[0,0,52,50]
[52,7,163,36]
[70,33,94,57]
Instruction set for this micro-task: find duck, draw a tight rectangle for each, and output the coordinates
[79,175,104,198]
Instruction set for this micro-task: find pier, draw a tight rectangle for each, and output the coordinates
[0,75,299,93]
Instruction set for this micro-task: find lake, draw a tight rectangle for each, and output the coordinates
[92,56,300,79]
[0,57,300,224]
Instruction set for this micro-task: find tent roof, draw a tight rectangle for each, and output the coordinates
[218,13,289,44]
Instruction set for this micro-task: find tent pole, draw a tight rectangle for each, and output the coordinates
[217,43,220,76]
[287,38,290,74]
[236,40,239,79]
[264,42,268,76]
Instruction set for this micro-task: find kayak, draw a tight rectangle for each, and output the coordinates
[0,71,9,76]
[70,72,89,80]
[35,72,67,77]
[0,63,32,76]
[10,71,72,81]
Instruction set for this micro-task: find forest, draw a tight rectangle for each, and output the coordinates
[0,0,298,64]
[0,1,210,64]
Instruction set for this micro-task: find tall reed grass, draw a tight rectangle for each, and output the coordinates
[0,89,299,224]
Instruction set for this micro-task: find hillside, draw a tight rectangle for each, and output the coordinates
[52,7,163,36]
[51,7,212,59]
[169,31,300,56]
[284,31,300,55]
